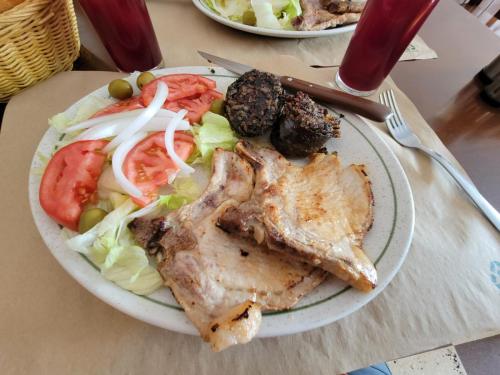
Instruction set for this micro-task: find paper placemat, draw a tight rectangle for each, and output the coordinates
[0,59,498,375]
[79,0,437,70]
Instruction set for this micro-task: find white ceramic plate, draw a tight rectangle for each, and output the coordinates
[192,0,357,38]
[29,66,414,337]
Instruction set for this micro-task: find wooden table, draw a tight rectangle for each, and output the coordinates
[391,0,500,211]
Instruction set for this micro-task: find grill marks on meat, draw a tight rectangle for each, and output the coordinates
[323,0,366,13]
[294,0,365,31]
[217,141,377,292]
[128,217,168,256]
[129,148,326,351]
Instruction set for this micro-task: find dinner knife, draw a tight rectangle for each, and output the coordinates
[198,51,393,122]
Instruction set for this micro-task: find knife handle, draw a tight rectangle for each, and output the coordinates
[280,76,392,122]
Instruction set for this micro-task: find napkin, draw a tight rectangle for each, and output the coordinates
[0,57,498,375]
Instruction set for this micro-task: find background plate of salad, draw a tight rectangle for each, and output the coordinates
[193,0,357,38]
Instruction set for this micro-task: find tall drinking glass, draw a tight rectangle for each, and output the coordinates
[336,0,439,96]
[79,0,163,73]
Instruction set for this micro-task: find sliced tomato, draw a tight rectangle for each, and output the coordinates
[123,132,195,206]
[91,96,144,118]
[39,140,109,231]
[140,74,217,105]
[164,90,224,124]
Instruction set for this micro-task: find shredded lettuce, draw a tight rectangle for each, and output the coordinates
[49,95,114,133]
[191,112,239,164]
[252,0,281,29]
[159,195,192,210]
[284,0,301,18]
[66,199,163,295]
[173,176,201,199]
[203,0,300,30]
[159,176,202,210]
[204,0,250,20]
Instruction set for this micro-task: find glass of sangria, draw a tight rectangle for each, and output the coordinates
[79,0,163,73]
[336,0,440,96]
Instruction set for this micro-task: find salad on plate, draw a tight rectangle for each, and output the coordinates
[34,67,389,351]
[39,72,236,295]
[201,0,366,31]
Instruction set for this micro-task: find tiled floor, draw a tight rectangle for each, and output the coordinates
[456,335,500,375]
[348,334,500,375]
[388,346,467,375]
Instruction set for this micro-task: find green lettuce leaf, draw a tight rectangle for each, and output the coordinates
[203,0,301,30]
[66,199,163,295]
[159,175,202,210]
[203,0,251,20]
[49,95,114,133]
[191,112,239,164]
[251,0,282,29]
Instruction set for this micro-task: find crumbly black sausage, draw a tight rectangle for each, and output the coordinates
[225,70,283,137]
[271,91,340,157]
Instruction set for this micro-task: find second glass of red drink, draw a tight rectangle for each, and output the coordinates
[336,0,439,96]
[79,0,163,73]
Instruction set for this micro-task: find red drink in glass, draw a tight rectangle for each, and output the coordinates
[336,0,439,96]
[79,0,163,73]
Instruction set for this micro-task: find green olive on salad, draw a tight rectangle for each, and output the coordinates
[108,79,133,100]
[78,208,108,233]
[136,71,155,90]
[209,98,225,115]
[242,10,257,26]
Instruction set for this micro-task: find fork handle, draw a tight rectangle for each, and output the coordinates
[419,146,500,231]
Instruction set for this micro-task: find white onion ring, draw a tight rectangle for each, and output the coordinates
[104,82,168,153]
[164,109,195,176]
[66,108,179,133]
[75,117,190,141]
[111,132,148,198]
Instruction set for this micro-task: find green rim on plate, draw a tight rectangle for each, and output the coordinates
[72,73,398,316]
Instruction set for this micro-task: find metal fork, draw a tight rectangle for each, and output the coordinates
[380,89,500,231]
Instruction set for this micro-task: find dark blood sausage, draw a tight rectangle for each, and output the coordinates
[271,91,341,157]
[225,70,283,137]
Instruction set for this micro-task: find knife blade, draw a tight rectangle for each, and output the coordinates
[198,51,393,123]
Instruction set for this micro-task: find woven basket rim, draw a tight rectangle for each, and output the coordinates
[0,0,54,21]
[0,0,80,101]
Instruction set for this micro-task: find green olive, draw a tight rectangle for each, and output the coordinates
[108,79,133,100]
[242,10,256,26]
[136,71,155,90]
[210,99,225,115]
[78,208,108,234]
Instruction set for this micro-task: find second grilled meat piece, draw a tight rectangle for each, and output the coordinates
[225,70,283,137]
[129,148,326,351]
[294,0,362,31]
[323,0,366,13]
[271,91,340,157]
[217,141,377,292]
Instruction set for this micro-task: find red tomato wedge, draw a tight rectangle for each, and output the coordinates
[39,140,109,231]
[123,132,195,206]
[140,74,217,105]
[91,96,144,118]
[164,90,223,124]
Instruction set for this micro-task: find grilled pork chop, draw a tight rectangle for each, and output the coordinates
[130,149,326,351]
[217,141,377,292]
[294,0,363,31]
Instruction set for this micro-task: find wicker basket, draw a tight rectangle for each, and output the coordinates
[0,0,80,101]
